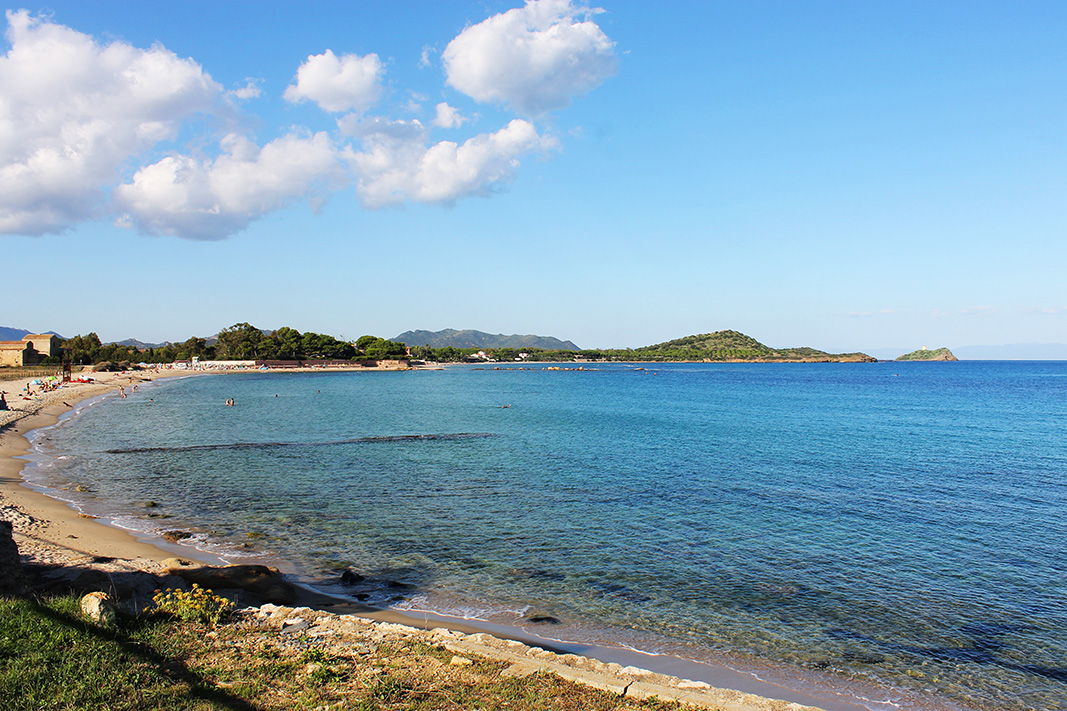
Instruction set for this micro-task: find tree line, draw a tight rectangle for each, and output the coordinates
[56,324,409,366]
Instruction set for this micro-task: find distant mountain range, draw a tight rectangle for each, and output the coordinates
[0,326,64,341]
[394,329,581,351]
[110,338,170,349]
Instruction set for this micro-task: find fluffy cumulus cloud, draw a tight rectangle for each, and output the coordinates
[443,0,616,116]
[113,132,345,240]
[0,10,223,235]
[284,49,382,113]
[1,2,617,240]
[347,118,557,208]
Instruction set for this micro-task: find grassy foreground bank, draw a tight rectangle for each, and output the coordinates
[0,594,685,711]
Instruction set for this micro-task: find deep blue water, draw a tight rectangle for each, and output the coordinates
[25,362,1067,710]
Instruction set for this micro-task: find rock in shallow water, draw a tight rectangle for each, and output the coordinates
[161,558,297,604]
[340,569,364,586]
[527,615,561,624]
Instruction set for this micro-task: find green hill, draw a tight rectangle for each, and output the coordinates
[896,347,958,361]
[621,330,875,362]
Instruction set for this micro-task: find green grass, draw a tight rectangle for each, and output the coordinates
[1,594,686,711]
[0,595,254,711]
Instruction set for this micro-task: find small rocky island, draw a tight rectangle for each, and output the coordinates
[896,347,958,361]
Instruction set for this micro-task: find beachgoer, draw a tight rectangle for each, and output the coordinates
[0,392,7,410]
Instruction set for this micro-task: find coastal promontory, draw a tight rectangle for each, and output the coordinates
[895,347,958,361]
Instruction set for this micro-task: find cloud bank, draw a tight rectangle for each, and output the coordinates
[0,10,223,235]
[0,1,615,240]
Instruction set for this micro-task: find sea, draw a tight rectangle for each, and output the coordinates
[20,361,1067,711]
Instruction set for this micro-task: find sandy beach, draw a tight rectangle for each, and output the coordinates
[0,368,197,569]
[0,367,851,711]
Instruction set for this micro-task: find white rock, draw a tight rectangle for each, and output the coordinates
[80,592,116,626]
[677,680,712,689]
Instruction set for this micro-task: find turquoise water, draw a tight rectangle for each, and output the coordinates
[25,363,1067,710]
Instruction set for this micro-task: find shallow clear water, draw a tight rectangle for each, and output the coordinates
[25,363,1067,710]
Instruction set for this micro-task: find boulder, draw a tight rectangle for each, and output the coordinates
[81,591,117,626]
[0,520,27,597]
[340,569,364,586]
[526,615,561,625]
[161,558,297,604]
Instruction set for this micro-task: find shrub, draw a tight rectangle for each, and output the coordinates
[150,584,234,625]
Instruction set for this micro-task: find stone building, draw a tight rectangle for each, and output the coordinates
[0,334,63,366]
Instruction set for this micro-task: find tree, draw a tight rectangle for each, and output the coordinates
[355,335,378,352]
[61,333,103,365]
[214,323,263,360]
[409,345,434,361]
[364,337,408,358]
[272,327,304,360]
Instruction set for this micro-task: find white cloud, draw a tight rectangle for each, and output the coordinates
[348,118,557,208]
[0,10,224,235]
[419,45,435,69]
[1,4,616,240]
[284,49,382,113]
[231,78,262,100]
[442,0,616,116]
[432,102,467,129]
[113,132,344,240]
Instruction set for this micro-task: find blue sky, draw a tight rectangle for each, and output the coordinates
[3,1,1065,353]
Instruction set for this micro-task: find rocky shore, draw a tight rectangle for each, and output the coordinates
[1,514,827,711]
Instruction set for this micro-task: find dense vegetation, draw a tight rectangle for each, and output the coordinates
[57,324,408,366]
[895,347,957,361]
[598,330,874,363]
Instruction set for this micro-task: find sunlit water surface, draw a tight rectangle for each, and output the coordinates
[25,362,1067,711]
